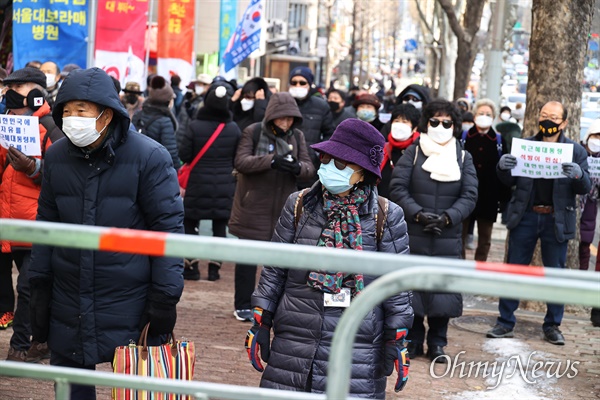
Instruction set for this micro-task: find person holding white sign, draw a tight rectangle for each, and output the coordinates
[0,66,60,364]
[487,101,591,345]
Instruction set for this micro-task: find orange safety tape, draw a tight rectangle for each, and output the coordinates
[475,262,545,277]
[99,228,168,256]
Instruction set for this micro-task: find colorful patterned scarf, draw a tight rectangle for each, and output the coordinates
[307,186,369,297]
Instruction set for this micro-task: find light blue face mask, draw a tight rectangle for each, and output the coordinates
[356,109,376,123]
[317,161,358,194]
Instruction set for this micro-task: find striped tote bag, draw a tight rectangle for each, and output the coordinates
[112,323,195,400]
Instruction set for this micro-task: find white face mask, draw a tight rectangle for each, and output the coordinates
[588,138,600,153]
[390,122,413,141]
[462,123,474,132]
[500,112,511,122]
[475,115,493,129]
[240,98,254,111]
[62,110,106,148]
[45,73,57,88]
[407,99,422,110]
[289,86,309,99]
[427,125,454,144]
[195,85,205,96]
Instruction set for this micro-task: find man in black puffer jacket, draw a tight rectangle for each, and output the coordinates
[287,67,334,187]
[28,68,184,400]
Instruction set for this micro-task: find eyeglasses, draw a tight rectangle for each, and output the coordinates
[320,154,351,171]
[539,114,563,123]
[429,118,454,129]
[290,80,308,86]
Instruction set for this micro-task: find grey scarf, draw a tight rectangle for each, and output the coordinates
[254,121,293,156]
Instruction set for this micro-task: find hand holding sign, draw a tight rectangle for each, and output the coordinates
[510,138,574,179]
[6,146,36,175]
[561,162,582,180]
[0,115,42,156]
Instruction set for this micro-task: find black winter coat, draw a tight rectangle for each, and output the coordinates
[252,183,413,398]
[29,67,184,366]
[179,107,241,220]
[296,95,335,168]
[133,102,181,170]
[331,107,354,128]
[389,137,477,318]
[463,127,511,220]
[498,133,591,242]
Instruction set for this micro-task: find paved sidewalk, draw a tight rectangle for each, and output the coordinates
[0,222,598,399]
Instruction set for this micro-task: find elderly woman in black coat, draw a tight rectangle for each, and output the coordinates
[244,119,413,398]
[389,99,477,363]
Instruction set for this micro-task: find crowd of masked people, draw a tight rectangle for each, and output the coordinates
[0,60,599,399]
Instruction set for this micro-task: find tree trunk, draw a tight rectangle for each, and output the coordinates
[349,0,358,86]
[526,0,595,270]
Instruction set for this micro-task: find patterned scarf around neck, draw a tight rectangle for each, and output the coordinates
[307,186,370,297]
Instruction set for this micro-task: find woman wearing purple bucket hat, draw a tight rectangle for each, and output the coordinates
[244,118,414,397]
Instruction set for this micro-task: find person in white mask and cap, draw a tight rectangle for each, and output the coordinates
[389,98,477,364]
[40,61,61,108]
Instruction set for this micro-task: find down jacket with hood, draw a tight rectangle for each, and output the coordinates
[228,92,315,241]
[389,137,477,318]
[28,67,185,366]
[231,77,271,132]
[252,183,413,398]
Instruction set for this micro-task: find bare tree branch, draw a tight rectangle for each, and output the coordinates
[436,0,465,42]
[415,1,439,45]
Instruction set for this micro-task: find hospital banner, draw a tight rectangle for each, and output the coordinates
[12,0,88,70]
[95,0,148,88]
[157,0,195,88]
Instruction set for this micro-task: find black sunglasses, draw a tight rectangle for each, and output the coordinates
[290,80,308,86]
[429,118,454,129]
[320,154,350,171]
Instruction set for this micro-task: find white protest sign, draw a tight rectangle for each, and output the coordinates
[510,138,573,179]
[0,115,42,156]
[588,157,600,178]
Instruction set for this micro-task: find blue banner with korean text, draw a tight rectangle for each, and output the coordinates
[221,0,263,73]
[219,0,237,61]
[12,0,88,70]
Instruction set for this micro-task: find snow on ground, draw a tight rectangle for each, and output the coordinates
[447,339,565,399]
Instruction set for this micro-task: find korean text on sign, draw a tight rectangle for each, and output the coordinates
[587,157,600,179]
[0,115,42,156]
[510,138,573,179]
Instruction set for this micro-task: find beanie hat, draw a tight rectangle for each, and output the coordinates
[352,94,381,110]
[584,118,600,144]
[148,75,174,105]
[289,66,314,86]
[311,118,385,179]
[204,84,230,112]
[4,67,47,89]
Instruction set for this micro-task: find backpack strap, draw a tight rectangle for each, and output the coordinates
[460,130,468,146]
[495,132,503,157]
[294,188,310,227]
[375,196,389,242]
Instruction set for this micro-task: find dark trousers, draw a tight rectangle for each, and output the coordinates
[497,211,567,331]
[183,218,228,238]
[579,241,600,271]
[51,352,96,400]
[462,218,495,261]
[0,251,33,351]
[407,315,449,347]
[234,262,257,310]
[0,252,15,314]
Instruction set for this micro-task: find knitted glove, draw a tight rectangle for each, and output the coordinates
[29,277,52,343]
[279,157,301,175]
[383,328,410,392]
[423,213,450,235]
[498,154,517,170]
[561,162,582,180]
[139,289,178,336]
[271,154,288,171]
[245,307,273,372]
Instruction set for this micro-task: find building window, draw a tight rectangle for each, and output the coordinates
[289,3,307,29]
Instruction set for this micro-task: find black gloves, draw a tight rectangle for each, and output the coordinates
[30,277,52,343]
[271,154,301,175]
[415,212,439,226]
[383,328,410,392]
[423,213,451,235]
[139,289,179,336]
[245,307,273,372]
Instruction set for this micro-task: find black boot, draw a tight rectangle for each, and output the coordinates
[407,342,424,359]
[208,261,221,282]
[427,345,447,363]
[592,308,600,327]
[183,259,200,281]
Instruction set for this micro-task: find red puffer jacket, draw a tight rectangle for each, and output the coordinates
[0,102,52,252]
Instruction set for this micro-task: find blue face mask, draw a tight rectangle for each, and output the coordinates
[317,161,358,194]
[356,109,376,122]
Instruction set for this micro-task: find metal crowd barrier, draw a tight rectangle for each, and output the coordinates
[0,219,598,400]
